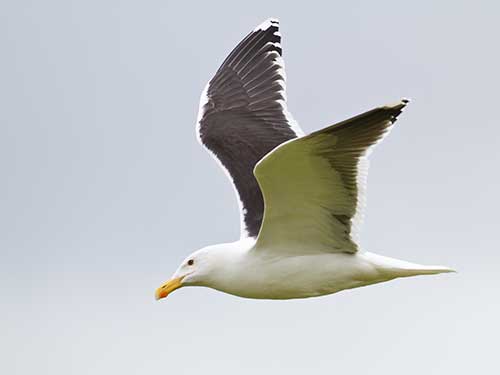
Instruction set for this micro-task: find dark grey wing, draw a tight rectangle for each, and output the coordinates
[197,19,303,238]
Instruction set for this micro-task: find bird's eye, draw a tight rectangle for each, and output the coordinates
[187,259,194,266]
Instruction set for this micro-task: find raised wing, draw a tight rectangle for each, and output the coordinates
[197,19,303,238]
[253,100,409,253]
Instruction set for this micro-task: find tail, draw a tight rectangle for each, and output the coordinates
[363,252,455,278]
[396,264,455,277]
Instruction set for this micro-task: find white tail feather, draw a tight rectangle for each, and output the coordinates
[363,252,455,278]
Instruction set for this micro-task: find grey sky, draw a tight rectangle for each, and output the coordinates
[1,1,499,374]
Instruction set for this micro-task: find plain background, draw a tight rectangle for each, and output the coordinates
[2,1,499,374]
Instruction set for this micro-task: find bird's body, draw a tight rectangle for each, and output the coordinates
[187,239,451,300]
[155,19,453,301]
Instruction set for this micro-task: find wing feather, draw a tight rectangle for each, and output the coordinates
[197,19,302,238]
[253,100,409,253]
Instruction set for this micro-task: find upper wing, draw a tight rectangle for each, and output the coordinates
[197,19,303,238]
[253,99,409,254]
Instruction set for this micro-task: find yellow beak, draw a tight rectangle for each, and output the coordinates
[155,276,184,300]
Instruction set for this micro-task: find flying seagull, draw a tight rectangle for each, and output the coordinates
[155,19,453,300]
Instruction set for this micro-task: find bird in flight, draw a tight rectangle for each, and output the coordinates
[155,19,453,301]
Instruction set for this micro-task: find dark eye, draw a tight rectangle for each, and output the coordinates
[187,259,194,266]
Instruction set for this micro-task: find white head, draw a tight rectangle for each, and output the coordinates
[155,245,231,300]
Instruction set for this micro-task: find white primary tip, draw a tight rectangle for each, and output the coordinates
[254,18,279,32]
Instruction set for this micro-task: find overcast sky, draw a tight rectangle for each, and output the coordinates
[2,1,499,374]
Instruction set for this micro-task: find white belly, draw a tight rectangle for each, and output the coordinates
[209,251,388,300]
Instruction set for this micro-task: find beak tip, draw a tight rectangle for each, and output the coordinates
[155,289,166,301]
[155,276,183,301]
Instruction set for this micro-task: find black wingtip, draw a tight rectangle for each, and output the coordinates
[384,98,410,123]
[385,98,410,112]
[254,18,280,31]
